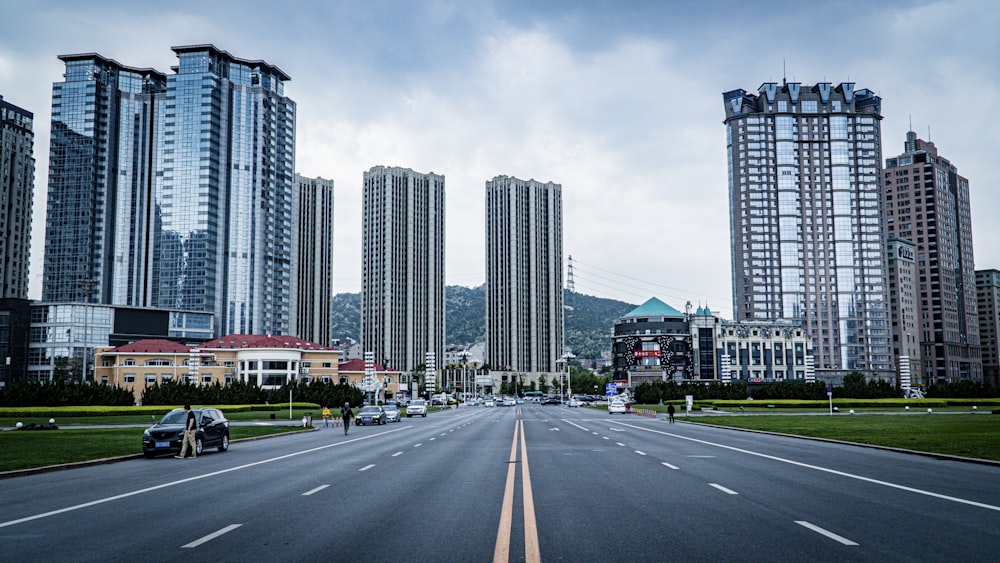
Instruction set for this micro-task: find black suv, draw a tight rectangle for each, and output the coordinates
[142,408,230,458]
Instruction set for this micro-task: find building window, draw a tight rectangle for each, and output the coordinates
[124,374,136,383]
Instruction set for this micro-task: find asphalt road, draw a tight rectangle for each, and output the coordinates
[2,404,998,562]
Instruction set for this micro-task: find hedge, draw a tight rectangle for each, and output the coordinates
[706,398,951,409]
[0,403,320,418]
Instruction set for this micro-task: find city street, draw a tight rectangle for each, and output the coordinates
[2,404,999,561]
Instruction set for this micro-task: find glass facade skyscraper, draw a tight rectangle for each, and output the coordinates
[361,166,445,373]
[485,176,564,380]
[151,45,296,337]
[43,54,165,305]
[0,95,34,299]
[723,82,892,378]
[44,46,296,338]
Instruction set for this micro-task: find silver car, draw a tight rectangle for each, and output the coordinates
[382,403,402,423]
[355,405,386,425]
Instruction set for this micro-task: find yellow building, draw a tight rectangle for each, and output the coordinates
[93,334,343,404]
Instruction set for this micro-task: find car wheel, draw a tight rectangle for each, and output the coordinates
[218,433,229,452]
[195,437,204,456]
[422,413,427,417]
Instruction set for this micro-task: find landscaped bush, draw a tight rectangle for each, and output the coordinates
[0,381,134,407]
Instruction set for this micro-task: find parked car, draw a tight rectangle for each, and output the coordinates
[407,399,428,417]
[382,403,402,423]
[356,405,386,425]
[608,400,627,414]
[142,407,229,458]
[567,397,583,407]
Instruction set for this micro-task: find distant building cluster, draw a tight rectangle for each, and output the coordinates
[0,52,997,394]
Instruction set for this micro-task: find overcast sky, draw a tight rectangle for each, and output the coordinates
[1,0,997,319]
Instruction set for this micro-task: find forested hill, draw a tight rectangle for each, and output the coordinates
[330,287,635,359]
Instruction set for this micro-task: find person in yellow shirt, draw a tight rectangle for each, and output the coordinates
[321,406,331,428]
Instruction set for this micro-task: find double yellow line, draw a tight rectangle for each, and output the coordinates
[493,419,540,563]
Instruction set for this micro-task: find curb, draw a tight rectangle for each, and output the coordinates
[0,427,318,480]
[681,420,1000,467]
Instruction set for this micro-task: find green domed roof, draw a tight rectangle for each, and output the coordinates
[623,297,684,319]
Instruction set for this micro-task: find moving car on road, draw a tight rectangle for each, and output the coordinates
[406,399,428,417]
[608,400,627,414]
[567,397,583,407]
[356,405,387,425]
[382,403,401,423]
[142,407,229,458]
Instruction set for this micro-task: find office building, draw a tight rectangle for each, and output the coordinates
[485,175,564,386]
[884,132,981,383]
[291,174,334,346]
[976,269,1000,386]
[887,238,921,387]
[43,46,295,339]
[361,166,445,373]
[151,45,296,337]
[43,56,165,305]
[0,95,34,300]
[723,82,892,381]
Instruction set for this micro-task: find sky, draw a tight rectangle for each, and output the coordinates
[1,0,997,320]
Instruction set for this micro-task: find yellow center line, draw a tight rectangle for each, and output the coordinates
[520,417,540,562]
[493,419,520,563]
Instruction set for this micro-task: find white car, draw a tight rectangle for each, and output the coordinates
[406,399,427,417]
[567,397,583,408]
[484,399,495,407]
[608,400,626,414]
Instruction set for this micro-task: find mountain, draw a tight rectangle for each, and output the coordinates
[330,287,635,359]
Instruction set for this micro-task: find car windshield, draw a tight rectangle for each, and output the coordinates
[158,410,190,425]
[383,404,398,411]
[359,406,380,414]
[411,400,425,406]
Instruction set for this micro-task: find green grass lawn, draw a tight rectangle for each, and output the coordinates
[693,414,1000,462]
[0,425,304,473]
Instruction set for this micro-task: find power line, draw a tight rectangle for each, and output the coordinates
[571,257,730,304]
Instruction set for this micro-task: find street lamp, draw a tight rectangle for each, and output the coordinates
[559,352,575,404]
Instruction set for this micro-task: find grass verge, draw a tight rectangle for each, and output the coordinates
[0,425,304,473]
[693,414,1000,462]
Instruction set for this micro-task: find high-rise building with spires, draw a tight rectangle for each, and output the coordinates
[723,82,892,381]
[485,175,564,386]
[361,166,445,373]
[884,132,980,383]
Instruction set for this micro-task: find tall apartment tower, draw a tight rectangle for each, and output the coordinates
[975,269,1000,386]
[292,174,334,346]
[361,166,445,372]
[151,45,296,337]
[43,55,166,305]
[0,95,34,299]
[884,132,980,383]
[485,176,564,382]
[887,238,921,386]
[723,82,892,379]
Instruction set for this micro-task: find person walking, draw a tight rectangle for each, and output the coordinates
[667,403,676,424]
[176,405,198,458]
[341,402,353,435]
[321,405,331,428]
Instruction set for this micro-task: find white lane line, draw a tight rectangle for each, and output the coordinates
[302,485,329,496]
[607,420,1000,513]
[561,419,590,432]
[661,462,679,470]
[634,450,647,456]
[616,442,626,447]
[391,451,403,457]
[709,483,739,495]
[414,443,422,448]
[796,521,859,546]
[602,436,610,440]
[687,455,716,458]
[440,433,447,436]
[592,432,599,435]
[359,464,375,472]
[0,425,412,530]
[182,524,242,548]
[429,437,436,441]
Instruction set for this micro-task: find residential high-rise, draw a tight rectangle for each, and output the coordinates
[292,174,334,346]
[43,55,165,305]
[976,269,1000,386]
[884,132,980,383]
[361,166,445,373]
[485,175,564,385]
[723,82,892,380]
[150,45,296,337]
[0,95,34,299]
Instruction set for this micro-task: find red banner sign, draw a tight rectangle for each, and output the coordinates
[633,350,661,358]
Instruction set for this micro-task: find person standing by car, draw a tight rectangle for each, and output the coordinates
[176,405,198,458]
[341,402,353,435]
[321,405,331,428]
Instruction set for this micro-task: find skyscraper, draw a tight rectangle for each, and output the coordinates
[292,174,334,346]
[975,269,1000,386]
[723,82,892,379]
[884,132,980,383]
[485,175,564,384]
[43,55,165,305]
[361,166,445,373]
[0,95,34,299]
[150,45,295,337]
